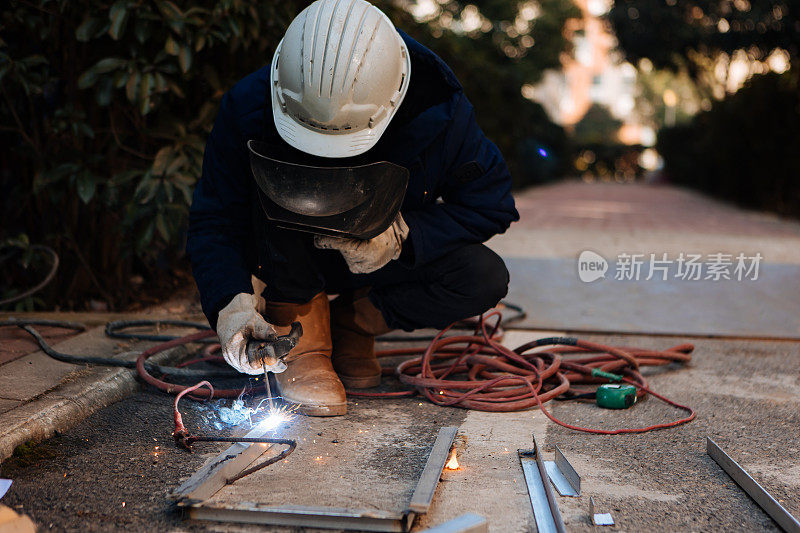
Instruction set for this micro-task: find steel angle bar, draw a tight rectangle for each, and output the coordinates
[707,438,800,533]
[544,445,581,497]
[408,426,459,513]
[421,513,488,533]
[189,504,414,533]
[518,434,567,533]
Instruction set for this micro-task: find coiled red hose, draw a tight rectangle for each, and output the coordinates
[353,312,696,434]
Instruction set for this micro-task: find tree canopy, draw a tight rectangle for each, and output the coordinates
[609,0,799,76]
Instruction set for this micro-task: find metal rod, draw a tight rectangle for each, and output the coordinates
[263,364,274,412]
[189,504,414,532]
[707,438,800,533]
[408,426,458,513]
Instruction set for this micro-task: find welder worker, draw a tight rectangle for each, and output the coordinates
[187,0,518,416]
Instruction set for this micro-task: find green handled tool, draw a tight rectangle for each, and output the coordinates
[596,384,637,409]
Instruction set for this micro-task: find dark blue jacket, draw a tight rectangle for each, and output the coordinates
[187,32,519,327]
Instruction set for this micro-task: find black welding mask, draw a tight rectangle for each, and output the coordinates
[247,140,409,240]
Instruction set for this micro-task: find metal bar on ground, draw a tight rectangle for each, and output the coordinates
[189,504,413,533]
[171,424,277,503]
[589,497,614,526]
[544,445,580,497]
[420,513,488,533]
[0,479,11,500]
[707,437,800,533]
[408,426,459,514]
[518,434,567,533]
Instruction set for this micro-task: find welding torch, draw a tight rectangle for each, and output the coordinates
[245,321,302,407]
[245,321,303,374]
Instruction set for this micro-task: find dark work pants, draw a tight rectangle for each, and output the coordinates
[258,229,510,331]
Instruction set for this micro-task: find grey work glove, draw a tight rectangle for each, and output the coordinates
[216,293,276,375]
[314,213,409,274]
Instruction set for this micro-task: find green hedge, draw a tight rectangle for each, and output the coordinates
[1,1,297,308]
[657,69,800,217]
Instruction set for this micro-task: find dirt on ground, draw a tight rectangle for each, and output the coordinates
[1,390,213,532]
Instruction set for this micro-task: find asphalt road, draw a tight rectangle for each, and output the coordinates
[1,389,217,532]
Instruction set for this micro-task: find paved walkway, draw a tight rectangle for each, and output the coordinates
[488,181,800,338]
[0,309,204,461]
[489,181,800,263]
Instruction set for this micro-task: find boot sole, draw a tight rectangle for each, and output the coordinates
[338,374,382,389]
[289,400,347,417]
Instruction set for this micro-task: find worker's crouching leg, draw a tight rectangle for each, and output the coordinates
[329,244,509,390]
[371,243,510,331]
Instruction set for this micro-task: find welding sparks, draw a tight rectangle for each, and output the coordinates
[251,398,298,433]
[254,404,295,433]
[218,395,298,434]
[445,448,460,470]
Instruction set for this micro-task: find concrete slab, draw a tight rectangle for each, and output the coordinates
[0,352,78,402]
[414,410,541,532]
[0,324,80,366]
[0,399,20,414]
[197,330,566,533]
[547,333,800,532]
[0,326,122,402]
[204,398,467,517]
[503,257,800,339]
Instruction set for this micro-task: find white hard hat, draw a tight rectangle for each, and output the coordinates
[270,0,411,158]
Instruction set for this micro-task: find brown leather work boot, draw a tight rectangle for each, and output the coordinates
[330,291,391,389]
[265,292,347,416]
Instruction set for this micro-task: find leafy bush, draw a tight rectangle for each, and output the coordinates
[658,69,800,217]
[1,1,297,309]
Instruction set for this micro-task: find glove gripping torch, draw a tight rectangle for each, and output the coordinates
[171,323,302,453]
[245,321,303,408]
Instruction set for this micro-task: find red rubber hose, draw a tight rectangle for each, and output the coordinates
[354,312,696,433]
[135,329,259,399]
